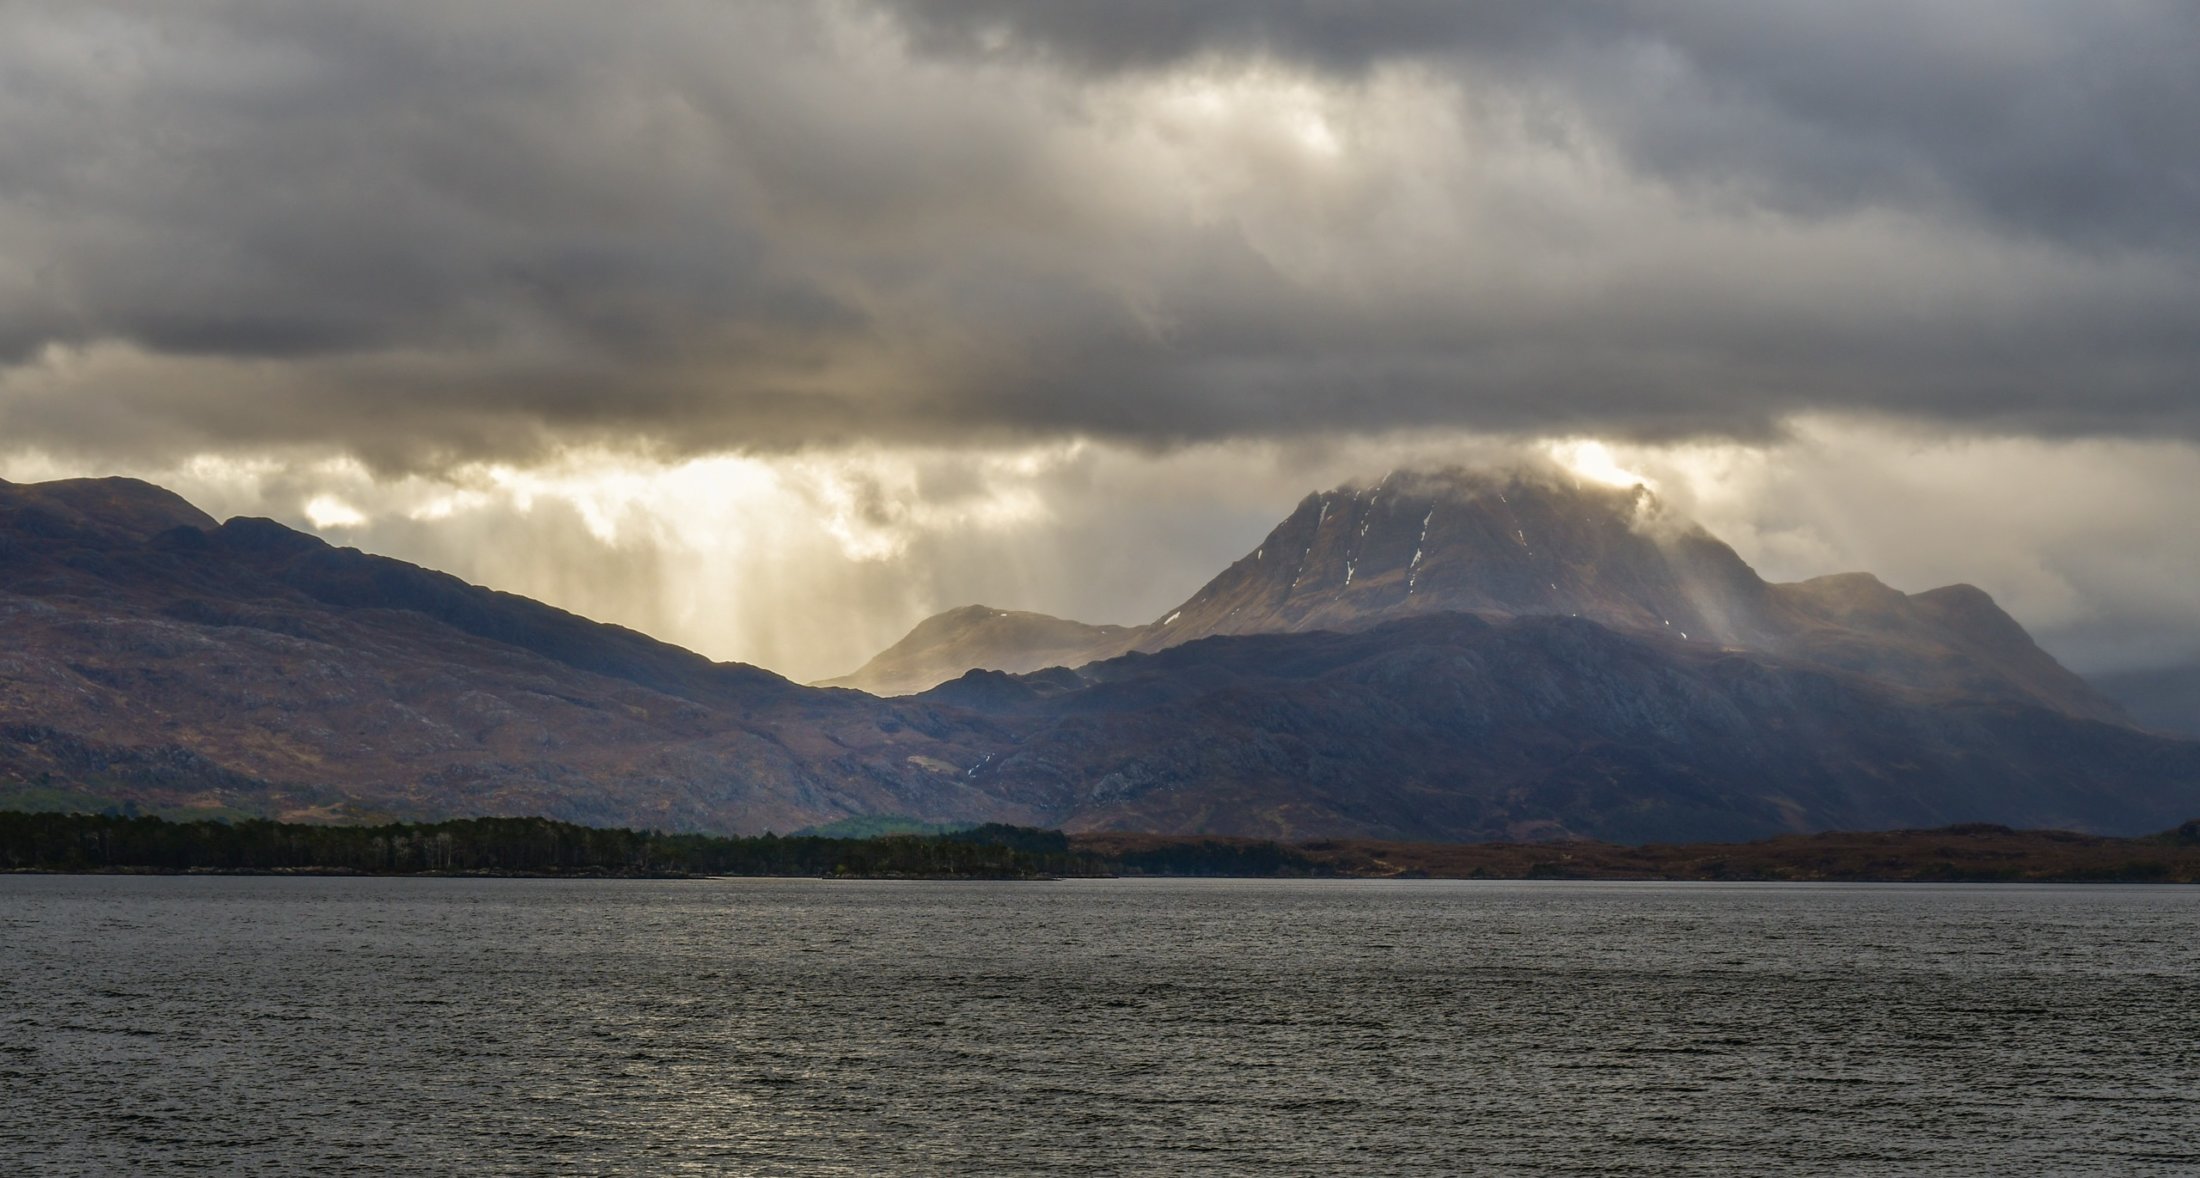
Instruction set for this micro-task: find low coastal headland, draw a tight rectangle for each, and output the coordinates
[5,811,2199,882]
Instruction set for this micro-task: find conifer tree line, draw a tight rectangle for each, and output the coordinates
[0,808,1369,877]
[0,812,1125,878]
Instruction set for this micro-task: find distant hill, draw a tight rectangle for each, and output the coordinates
[816,605,1137,697]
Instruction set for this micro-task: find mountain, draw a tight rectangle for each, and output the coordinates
[2091,662,2200,739]
[4,473,2193,843]
[816,605,1137,697]
[835,469,2125,726]
[919,613,2200,843]
[0,477,1033,833]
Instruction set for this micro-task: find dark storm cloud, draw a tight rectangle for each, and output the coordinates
[1,1,2198,470]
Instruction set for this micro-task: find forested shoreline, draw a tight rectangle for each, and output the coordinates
[4,810,2199,882]
[0,812,1099,879]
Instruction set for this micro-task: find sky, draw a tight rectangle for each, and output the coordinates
[2,2,2197,682]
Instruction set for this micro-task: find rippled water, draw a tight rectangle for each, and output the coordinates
[3,877,2197,1176]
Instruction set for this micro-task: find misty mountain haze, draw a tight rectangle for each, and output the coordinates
[2093,663,2200,740]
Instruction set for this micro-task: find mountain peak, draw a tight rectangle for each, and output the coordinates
[0,476,219,544]
[1140,466,1758,650]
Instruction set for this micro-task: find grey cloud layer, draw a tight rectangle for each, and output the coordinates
[2,1,2197,470]
[892,0,2200,246]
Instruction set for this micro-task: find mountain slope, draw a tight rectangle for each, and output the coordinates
[923,614,2200,843]
[0,477,1031,832]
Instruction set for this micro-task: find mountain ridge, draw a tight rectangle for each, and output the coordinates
[0,476,1028,832]
[4,472,2193,843]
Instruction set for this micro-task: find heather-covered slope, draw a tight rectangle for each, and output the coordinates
[0,477,1030,832]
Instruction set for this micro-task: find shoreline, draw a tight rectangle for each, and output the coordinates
[8,812,2197,883]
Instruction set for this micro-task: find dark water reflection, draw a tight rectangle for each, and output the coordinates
[3,877,2196,1175]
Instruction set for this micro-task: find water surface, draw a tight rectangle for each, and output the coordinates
[3,877,2196,1175]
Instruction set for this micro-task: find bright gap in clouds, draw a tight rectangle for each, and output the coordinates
[1159,68,1346,161]
[302,495,367,530]
[1548,440,1654,490]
